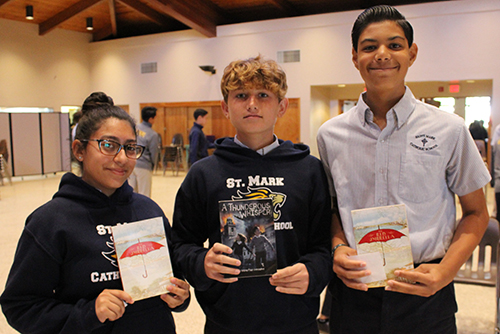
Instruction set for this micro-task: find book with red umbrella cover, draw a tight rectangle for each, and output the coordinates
[112,217,174,301]
[352,204,414,288]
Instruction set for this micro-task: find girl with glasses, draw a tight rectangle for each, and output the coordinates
[1,104,190,333]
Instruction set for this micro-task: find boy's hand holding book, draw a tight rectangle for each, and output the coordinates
[269,263,309,295]
[204,243,240,283]
[332,245,371,291]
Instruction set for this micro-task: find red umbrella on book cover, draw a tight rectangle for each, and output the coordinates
[358,226,405,266]
[120,239,164,278]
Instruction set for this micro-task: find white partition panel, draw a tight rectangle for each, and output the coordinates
[41,113,62,174]
[0,113,12,174]
[60,113,71,172]
[11,113,42,176]
[0,114,10,141]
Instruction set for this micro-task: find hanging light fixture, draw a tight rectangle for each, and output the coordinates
[26,5,34,20]
[199,65,216,75]
[86,17,93,31]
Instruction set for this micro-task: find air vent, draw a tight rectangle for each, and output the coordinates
[141,62,157,74]
[277,50,300,63]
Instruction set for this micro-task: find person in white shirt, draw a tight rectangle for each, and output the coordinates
[317,5,490,333]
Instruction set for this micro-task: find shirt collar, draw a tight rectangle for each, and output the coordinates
[357,87,416,129]
[234,135,280,155]
[142,121,153,128]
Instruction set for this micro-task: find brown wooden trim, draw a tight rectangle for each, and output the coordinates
[142,0,216,37]
[140,100,222,109]
[39,0,102,36]
[108,0,117,36]
[119,0,168,26]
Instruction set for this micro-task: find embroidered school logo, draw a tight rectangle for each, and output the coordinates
[137,129,146,138]
[232,187,287,221]
[96,225,118,267]
[90,225,121,284]
[410,134,438,151]
[101,239,118,268]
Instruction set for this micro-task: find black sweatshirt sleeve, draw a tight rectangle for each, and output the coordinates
[298,158,333,297]
[0,228,105,334]
[170,175,217,292]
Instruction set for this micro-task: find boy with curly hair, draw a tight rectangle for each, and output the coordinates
[172,55,332,334]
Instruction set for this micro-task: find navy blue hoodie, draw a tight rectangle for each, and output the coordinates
[172,138,332,333]
[0,173,187,334]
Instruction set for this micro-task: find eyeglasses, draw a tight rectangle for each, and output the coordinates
[81,139,145,159]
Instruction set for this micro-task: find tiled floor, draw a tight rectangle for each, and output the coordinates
[0,172,497,333]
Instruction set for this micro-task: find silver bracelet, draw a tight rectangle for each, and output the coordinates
[331,243,349,257]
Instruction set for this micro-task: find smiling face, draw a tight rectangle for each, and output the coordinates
[352,20,418,95]
[73,117,137,196]
[221,86,288,147]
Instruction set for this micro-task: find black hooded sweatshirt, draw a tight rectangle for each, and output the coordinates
[0,173,187,334]
[172,138,332,333]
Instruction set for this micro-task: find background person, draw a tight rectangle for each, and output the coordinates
[188,108,215,166]
[71,110,83,142]
[128,106,160,197]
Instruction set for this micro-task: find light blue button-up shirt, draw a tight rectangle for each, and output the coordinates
[317,87,490,263]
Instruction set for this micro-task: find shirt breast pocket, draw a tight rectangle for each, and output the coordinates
[398,154,443,203]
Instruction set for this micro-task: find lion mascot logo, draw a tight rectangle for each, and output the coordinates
[232,187,287,220]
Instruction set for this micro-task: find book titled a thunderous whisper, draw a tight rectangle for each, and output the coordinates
[352,204,414,288]
[219,198,277,278]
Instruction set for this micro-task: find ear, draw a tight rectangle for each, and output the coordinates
[409,43,418,67]
[221,100,230,119]
[352,47,360,70]
[277,98,289,118]
[72,140,85,161]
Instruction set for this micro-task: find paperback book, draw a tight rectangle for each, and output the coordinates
[351,204,414,288]
[219,198,277,278]
[112,216,173,301]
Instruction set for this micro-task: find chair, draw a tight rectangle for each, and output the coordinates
[172,133,185,170]
[0,154,12,186]
[496,226,500,334]
[154,135,163,173]
[454,217,499,286]
[474,139,489,200]
[0,139,12,186]
[172,133,184,147]
[162,146,182,176]
[475,139,487,161]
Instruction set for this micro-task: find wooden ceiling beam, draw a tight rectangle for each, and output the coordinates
[118,0,168,26]
[269,0,300,16]
[93,23,114,41]
[0,0,12,7]
[108,0,117,36]
[39,0,103,36]
[142,0,217,37]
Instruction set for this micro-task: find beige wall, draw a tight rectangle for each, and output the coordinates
[0,19,91,110]
[1,0,500,157]
[86,0,500,156]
